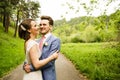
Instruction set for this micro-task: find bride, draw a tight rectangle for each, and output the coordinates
[18,19,59,80]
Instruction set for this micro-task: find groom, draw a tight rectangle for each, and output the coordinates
[24,15,61,80]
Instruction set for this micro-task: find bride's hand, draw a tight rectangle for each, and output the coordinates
[52,50,59,60]
[23,64,31,73]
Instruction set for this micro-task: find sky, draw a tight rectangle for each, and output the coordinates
[35,0,120,21]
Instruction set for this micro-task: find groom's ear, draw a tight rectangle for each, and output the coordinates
[49,25,53,31]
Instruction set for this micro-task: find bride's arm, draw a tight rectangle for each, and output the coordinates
[29,44,58,70]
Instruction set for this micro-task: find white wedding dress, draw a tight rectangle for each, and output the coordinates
[23,40,43,80]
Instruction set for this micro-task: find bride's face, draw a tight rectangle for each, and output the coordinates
[29,21,40,37]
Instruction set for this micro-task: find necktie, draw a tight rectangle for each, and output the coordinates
[39,36,45,50]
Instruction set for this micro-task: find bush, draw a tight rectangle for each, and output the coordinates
[71,34,85,43]
[99,29,117,42]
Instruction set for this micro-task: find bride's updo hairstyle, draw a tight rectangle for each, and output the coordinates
[18,19,34,41]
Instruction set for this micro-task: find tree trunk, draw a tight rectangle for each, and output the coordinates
[3,9,10,33]
[14,10,19,37]
[106,16,109,30]
[0,14,3,22]
[3,13,8,32]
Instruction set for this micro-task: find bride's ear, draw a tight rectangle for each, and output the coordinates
[27,29,31,33]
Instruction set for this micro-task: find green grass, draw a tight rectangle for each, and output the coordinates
[61,43,120,80]
[0,23,25,78]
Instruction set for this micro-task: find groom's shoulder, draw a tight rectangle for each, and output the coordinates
[50,35,60,43]
[51,34,60,40]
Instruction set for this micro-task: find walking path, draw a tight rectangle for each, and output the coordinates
[1,54,87,80]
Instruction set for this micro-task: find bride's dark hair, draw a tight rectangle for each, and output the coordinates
[18,19,34,41]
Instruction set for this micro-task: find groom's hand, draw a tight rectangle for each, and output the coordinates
[23,64,31,73]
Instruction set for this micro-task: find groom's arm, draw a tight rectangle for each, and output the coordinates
[40,38,61,69]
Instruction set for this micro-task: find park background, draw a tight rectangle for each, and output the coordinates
[0,0,120,80]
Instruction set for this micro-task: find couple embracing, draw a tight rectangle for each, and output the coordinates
[18,15,61,80]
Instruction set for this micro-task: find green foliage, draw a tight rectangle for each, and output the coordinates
[54,10,120,43]
[81,25,100,42]
[71,33,82,43]
[0,23,24,78]
[99,29,117,42]
[61,43,120,80]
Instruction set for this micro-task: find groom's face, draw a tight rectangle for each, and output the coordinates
[39,19,52,35]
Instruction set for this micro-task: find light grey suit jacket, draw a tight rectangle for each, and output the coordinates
[35,34,61,80]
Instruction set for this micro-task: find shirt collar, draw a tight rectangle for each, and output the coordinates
[44,32,51,39]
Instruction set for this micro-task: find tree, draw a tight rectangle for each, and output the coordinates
[64,0,120,27]
[12,0,40,37]
[0,0,12,33]
[0,0,40,36]
[0,0,20,33]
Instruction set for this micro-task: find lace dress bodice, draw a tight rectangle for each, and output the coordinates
[23,40,43,80]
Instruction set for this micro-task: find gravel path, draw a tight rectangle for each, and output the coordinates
[1,54,87,80]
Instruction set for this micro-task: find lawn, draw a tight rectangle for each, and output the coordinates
[61,43,120,80]
[0,26,25,78]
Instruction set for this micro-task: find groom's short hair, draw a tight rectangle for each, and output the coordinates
[40,15,54,26]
